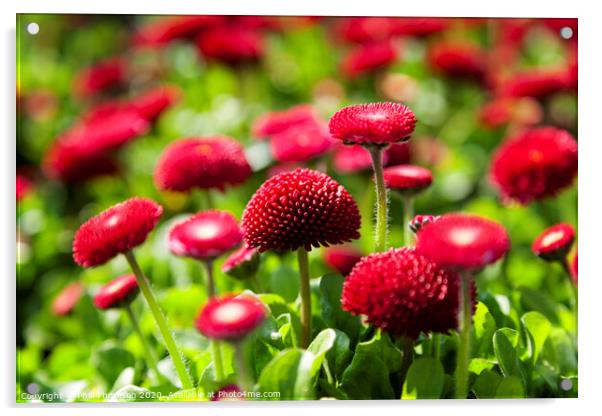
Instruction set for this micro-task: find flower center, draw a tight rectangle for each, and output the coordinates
[194,222,221,241]
[449,227,479,247]
[104,213,121,228]
[213,302,247,324]
[541,230,565,248]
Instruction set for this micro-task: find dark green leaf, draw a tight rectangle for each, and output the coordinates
[402,357,445,399]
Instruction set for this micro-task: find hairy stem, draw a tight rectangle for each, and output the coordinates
[201,260,225,381]
[297,247,312,348]
[368,146,388,252]
[233,342,253,393]
[455,272,473,399]
[124,303,162,383]
[124,250,194,390]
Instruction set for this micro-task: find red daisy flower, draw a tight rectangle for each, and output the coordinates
[416,213,510,272]
[16,174,34,201]
[221,243,260,280]
[337,17,402,44]
[169,210,243,261]
[154,137,252,193]
[392,18,449,37]
[212,384,244,401]
[322,246,363,276]
[341,41,398,79]
[252,105,320,140]
[490,127,578,204]
[73,198,163,267]
[52,282,85,316]
[270,123,333,163]
[383,164,433,195]
[342,247,473,339]
[532,223,575,262]
[93,274,139,310]
[242,168,361,252]
[126,85,181,122]
[73,58,127,99]
[43,140,120,183]
[332,144,374,173]
[479,97,543,129]
[409,214,440,234]
[196,295,267,341]
[133,15,225,47]
[428,41,486,80]
[498,69,570,99]
[329,102,417,145]
[196,25,264,64]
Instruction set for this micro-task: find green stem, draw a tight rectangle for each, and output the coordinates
[402,196,414,247]
[233,342,253,393]
[399,336,415,399]
[297,247,312,348]
[251,274,264,294]
[455,272,473,399]
[201,260,225,381]
[368,146,388,252]
[124,251,194,390]
[202,260,217,299]
[211,339,226,382]
[124,303,162,384]
[560,257,578,343]
[205,190,214,209]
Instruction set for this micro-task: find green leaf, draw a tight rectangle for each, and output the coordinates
[270,265,300,303]
[543,328,577,377]
[94,343,135,387]
[519,287,559,324]
[472,302,497,357]
[521,311,552,363]
[402,357,445,399]
[493,329,525,384]
[319,274,361,345]
[325,329,353,381]
[472,369,503,399]
[495,376,525,398]
[308,328,336,359]
[339,331,400,399]
[468,358,496,375]
[256,349,319,400]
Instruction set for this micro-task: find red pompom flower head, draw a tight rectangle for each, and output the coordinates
[221,243,261,281]
[252,105,320,140]
[196,295,267,342]
[329,102,416,146]
[52,282,85,317]
[270,123,333,163]
[169,210,243,261]
[322,246,363,276]
[416,213,510,273]
[73,58,127,100]
[341,41,398,79]
[428,41,486,80]
[490,127,578,204]
[532,223,575,262]
[154,137,252,193]
[409,214,440,234]
[383,164,433,196]
[73,198,163,268]
[242,168,361,252]
[93,274,139,310]
[242,167,361,347]
[342,247,473,339]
